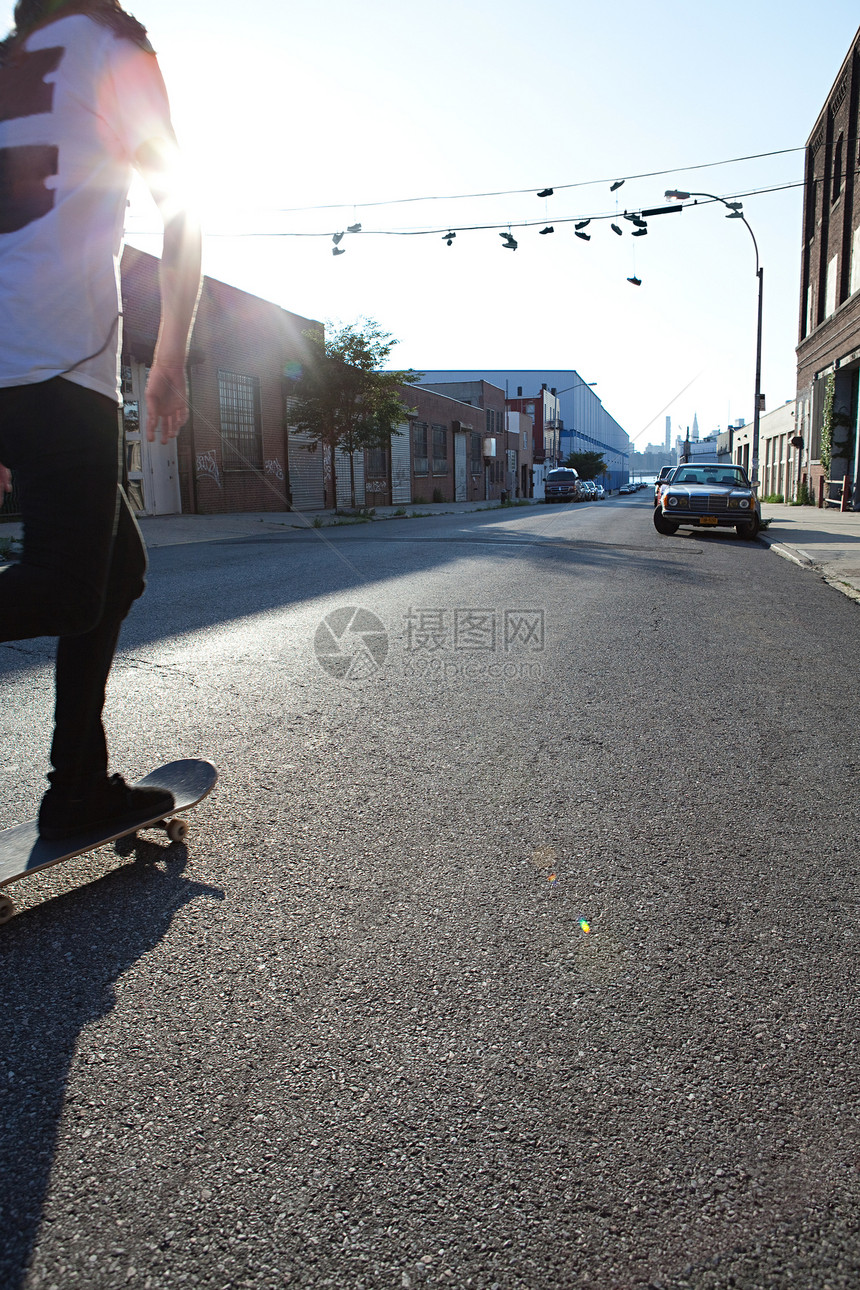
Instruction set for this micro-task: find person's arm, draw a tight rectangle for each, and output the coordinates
[0,464,11,495]
[136,135,202,445]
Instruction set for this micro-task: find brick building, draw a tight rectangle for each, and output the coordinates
[415,369,630,489]
[120,254,515,517]
[505,408,535,498]
[505,385,561,467]
[796,24,860,506]
[121,247,321,515]
[410,380,510,503]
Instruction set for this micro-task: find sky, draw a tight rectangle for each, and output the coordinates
[7,0,859,450]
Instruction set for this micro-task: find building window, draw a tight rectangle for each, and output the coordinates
[488,407,501,436]
[413,421,428,475]
[432,425,448,474]
[366,444,387,477]
[219,371,262,470]
[825,254,839,317]
[471,432,482,474]
[832,132,844,202]
[810,386,822,460]
[851,225,860,296]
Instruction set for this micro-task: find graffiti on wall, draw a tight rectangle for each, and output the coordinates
[196,451,222,488]
[264,459,284,481]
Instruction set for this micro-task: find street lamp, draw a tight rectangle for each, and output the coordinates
[665,189,763,487]
[555,379,598,396]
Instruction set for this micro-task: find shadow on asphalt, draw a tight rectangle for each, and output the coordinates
[0,500,780,684]
[762,523,858,547]
[0,503,775,680]
[0,842,223,1290]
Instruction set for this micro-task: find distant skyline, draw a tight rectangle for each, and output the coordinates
[4,0,859,448]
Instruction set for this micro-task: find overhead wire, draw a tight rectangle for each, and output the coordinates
[128,178,810,241]
[265,146,806,213]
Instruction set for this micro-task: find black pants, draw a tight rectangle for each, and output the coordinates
[0,378,147,789]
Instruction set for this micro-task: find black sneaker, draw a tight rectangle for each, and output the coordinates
[39,774,175,841]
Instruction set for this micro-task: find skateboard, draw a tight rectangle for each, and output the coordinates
[0,758,217,923]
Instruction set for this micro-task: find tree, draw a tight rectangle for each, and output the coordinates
[290,320,419,510]
[563,450,607,480]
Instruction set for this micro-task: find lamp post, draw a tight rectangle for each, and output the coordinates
[665,190,763,487]
[555,378,598,396]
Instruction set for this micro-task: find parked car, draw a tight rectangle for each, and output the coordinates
[594,483,606,500]
[544,467,581,503]
[653,463,760,539]
[654,466,677,508]
[618,482,637,494]
[579,480,598,502]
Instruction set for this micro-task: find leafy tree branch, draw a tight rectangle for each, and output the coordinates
[289,320,419,509]
[563,450,607,479]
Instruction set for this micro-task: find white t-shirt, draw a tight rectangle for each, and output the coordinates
[0,14,172,401]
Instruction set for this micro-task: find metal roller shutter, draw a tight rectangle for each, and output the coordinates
[287,427,325,510]
[335,448,365,508]
[391,423,412,504]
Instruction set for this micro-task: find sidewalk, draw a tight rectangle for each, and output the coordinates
[759,501,860,602]
[0,499,512,555]
[137,499,512,548]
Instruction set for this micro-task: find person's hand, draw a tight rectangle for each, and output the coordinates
[145,360,189,444]
[0,463,11,495]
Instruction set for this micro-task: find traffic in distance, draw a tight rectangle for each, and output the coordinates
[543,467,638,503]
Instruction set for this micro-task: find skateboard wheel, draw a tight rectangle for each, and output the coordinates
[166,818,188,843]
[0,893,17,924]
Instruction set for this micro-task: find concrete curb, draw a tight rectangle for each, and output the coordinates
[821,574,860,603]
[759,531,860,604]
[759,538,817,570]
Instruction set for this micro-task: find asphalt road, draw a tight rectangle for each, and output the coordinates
[1,493,859,1289]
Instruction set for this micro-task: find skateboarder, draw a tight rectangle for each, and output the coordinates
[0,0,201,838]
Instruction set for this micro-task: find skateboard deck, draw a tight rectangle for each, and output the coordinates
[0,758,217,923]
